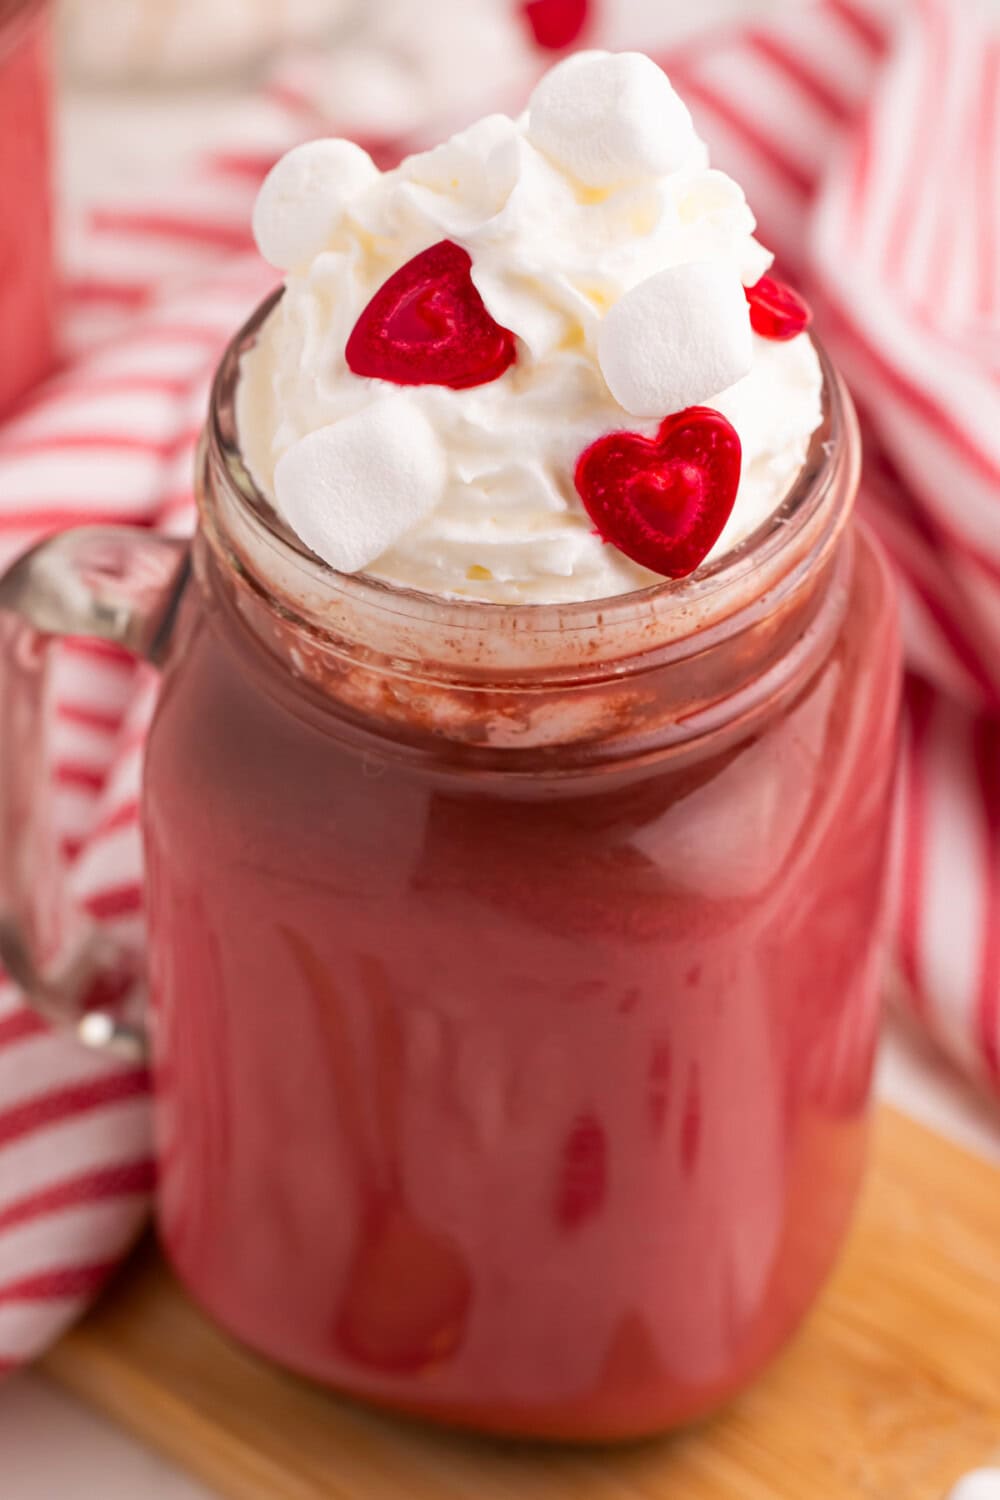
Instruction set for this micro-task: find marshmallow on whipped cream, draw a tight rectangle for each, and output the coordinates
[239,50,823,603]
[949,1475,1000,1500]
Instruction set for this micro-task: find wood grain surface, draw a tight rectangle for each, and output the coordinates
[41,1108,1000,1500]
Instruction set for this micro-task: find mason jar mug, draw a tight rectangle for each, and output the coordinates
[0,302,901,1440]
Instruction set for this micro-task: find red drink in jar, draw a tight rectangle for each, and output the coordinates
[133,315,899,1439]
[0,300,900,1439]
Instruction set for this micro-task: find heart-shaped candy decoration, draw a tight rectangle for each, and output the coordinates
[745,274,812,340]
[346,239,517,390]
[521,0,590,50]
[575,407,742,579]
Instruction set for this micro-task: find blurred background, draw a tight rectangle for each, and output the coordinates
[52,0,795,256]
[56,2,741,136]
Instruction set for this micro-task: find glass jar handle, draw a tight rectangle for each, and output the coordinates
[0,527,189,1059]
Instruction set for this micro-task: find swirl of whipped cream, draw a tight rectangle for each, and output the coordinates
[239,51,823,603]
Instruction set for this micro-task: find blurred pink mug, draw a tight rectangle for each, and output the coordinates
[0,0,55,416]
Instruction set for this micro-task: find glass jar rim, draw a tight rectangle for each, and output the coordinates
[201,290,858,678]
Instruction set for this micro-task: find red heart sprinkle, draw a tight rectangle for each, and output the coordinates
[521,0,590,50]
[745,275,812,340]
[346,239,516,390]
[574,407,742,580]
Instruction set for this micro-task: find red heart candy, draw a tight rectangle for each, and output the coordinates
[574,407,742,580]
[521,0,590,50]
[745,275,812,340]
[345,239,516,390]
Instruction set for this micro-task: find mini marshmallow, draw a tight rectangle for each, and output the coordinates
[950,1474,1000,1500]
[274,397,447,574]
[253,138,378,270]
[527,51,699,190]
[598,261,753,418]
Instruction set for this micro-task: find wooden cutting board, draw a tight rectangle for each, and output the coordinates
[41,1107,1000,1500]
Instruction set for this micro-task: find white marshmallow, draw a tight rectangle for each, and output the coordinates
[527,51,699,190]
[239,53,825,605]
[598,261,753,418]
[950,1474,1000,1500]
[252,138,378,270]
[274,397,447,574]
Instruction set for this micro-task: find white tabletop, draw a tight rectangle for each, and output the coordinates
[0,1370,212,1499]
[2,1017,997,1500]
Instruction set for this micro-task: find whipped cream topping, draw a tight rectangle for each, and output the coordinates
[239,50,823,603]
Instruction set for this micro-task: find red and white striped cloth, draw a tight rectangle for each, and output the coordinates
[1,0,998,1372]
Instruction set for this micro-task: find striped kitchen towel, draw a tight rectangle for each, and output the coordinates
[0,0,997,1371]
